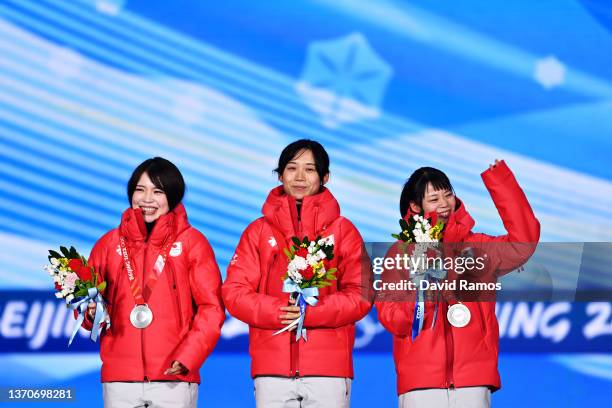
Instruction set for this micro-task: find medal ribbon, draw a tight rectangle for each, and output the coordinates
[119,236,174,305]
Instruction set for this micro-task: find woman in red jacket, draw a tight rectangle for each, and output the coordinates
[376,160,540,408]
[223,139,372,407]
[83,157,225,408]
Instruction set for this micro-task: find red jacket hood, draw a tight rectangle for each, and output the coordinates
[262,186,340,239]
[403,197,475,243]
[119,203,191,246]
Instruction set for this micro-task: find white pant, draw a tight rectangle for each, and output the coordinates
[254,376,351,408]
[399,387,490,408]
[102,382,198,408]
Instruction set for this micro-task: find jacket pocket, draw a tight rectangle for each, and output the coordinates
[476,302,490,346]
[167,262,183,330]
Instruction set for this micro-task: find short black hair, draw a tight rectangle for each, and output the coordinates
[399,167,454,217]
[127,157,185,211]
[274,139,330,182]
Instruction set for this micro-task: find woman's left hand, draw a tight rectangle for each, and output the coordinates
[489,159,502,170]
[279,297,301,330]
[164,360,189,376]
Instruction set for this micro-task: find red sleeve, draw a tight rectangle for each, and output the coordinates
[75,234,110,331]
[173,231,225,372]
[303,219,373,328]
[471,160,541,275]
[374,242,415,337]
[222,220,286,329]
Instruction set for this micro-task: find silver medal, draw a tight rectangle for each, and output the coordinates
[130,304,153,329]
[447,303,470,328]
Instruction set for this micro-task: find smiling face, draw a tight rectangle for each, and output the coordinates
[279,149,329,202]
[131,172,170,223]
[410,182,456,223]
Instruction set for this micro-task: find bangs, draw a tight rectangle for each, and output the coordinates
[427,177,453,194]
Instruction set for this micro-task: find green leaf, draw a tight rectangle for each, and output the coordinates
[97,281,107,292]
[69,246,78,259]
[292,237,302,247]
[327,268,337,274]
[283,248,292,258]
[74,288,87,297]
[391,233,400,240]
[290,246,296,254]
[302,236,309,245]
[399,218,409,231]
[48,250,62,260]
[59,246,70,258]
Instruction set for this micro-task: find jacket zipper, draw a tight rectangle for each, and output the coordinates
[290,219,303,377]
[444,302,454,388]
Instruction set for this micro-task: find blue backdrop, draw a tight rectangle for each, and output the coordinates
[1,0,611,406]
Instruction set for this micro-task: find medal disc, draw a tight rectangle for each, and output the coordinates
[447,303,470,328]
[130,304,153,329]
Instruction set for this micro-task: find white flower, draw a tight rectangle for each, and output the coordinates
[44,265,56,275]
[50,258,60,267]
[306,253,318,267]
[289,256,307,271]
[323,235,334,246]
[65,294,74,303]
[55,292,63,299]
[316,250,326,260]
[413,215,419,221]
[288,269,303,284]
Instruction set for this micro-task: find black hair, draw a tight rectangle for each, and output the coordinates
[127,157,185,211]
[399,167,454,217]
[274,139,330,182]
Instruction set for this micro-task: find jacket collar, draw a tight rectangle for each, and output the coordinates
[262,185,340,240]
[119,203,190,246]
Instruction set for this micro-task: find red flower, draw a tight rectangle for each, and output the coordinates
[69,258,93,282]
[301,265,314,280]
[78,266,93,283]
[296,247,308,258]
[55,282,62,291]
[68,258,83,271]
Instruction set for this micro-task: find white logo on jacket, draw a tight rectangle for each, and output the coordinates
[268,236,277,247]
[170,242,182,257]
[230,254,238,265]
[116,244,121,256]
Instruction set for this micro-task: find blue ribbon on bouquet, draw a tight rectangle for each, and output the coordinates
[68,287,110,346]
[411,267,447,341]
[282,279,319,341]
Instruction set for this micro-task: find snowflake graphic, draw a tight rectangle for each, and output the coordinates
[296,32,392,129]
[92,0,127,16]
[534,56,566,90]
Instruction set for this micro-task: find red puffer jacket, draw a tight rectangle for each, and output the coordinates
[376,161,540,395]
[83,204,225,383]
[222,186,372,378]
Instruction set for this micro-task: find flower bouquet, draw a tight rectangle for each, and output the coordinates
[392,213,445,339]
[274,235,336,340]
[44,246,110,345]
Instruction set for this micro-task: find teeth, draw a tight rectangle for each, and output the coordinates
[141,207,157,214]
